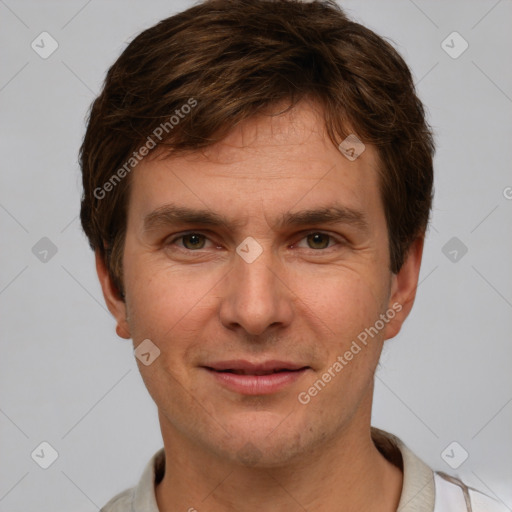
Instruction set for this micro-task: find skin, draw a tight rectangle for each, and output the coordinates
[96,99,424,511]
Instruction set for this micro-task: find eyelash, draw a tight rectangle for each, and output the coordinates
[166,231,344,252]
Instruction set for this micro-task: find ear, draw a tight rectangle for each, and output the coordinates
[95,250,131,339]
[383,236,424,341]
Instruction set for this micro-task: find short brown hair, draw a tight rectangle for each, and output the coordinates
[80,0,434,300]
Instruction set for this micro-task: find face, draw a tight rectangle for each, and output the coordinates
[98,100,421,467]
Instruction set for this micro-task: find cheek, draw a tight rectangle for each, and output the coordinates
[293,266,387,339]
[124,252,222,355]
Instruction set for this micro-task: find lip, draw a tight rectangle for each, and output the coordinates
[205,359,307,373]
[202,360,310,395]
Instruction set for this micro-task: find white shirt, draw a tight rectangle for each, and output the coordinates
[100,428,507,511]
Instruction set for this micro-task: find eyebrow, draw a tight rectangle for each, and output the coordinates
[142,203,370,234]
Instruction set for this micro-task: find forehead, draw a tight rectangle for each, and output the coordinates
[127,100,383,229]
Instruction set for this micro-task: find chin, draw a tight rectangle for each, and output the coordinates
[212,412,315,467]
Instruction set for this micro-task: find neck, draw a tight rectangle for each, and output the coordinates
[155,416,403,512]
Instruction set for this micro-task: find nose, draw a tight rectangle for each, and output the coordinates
[218,244,294,337]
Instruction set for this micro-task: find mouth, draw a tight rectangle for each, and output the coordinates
[212,368,304,375]
[202,360,311,395]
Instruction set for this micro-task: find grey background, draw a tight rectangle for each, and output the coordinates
[1,0,511,510]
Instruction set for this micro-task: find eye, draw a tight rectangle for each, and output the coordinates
[169,232,211,250]
[295,232,340,250]
[166,231,343,252]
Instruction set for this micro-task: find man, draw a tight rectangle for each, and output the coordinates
[79,1,505,510]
